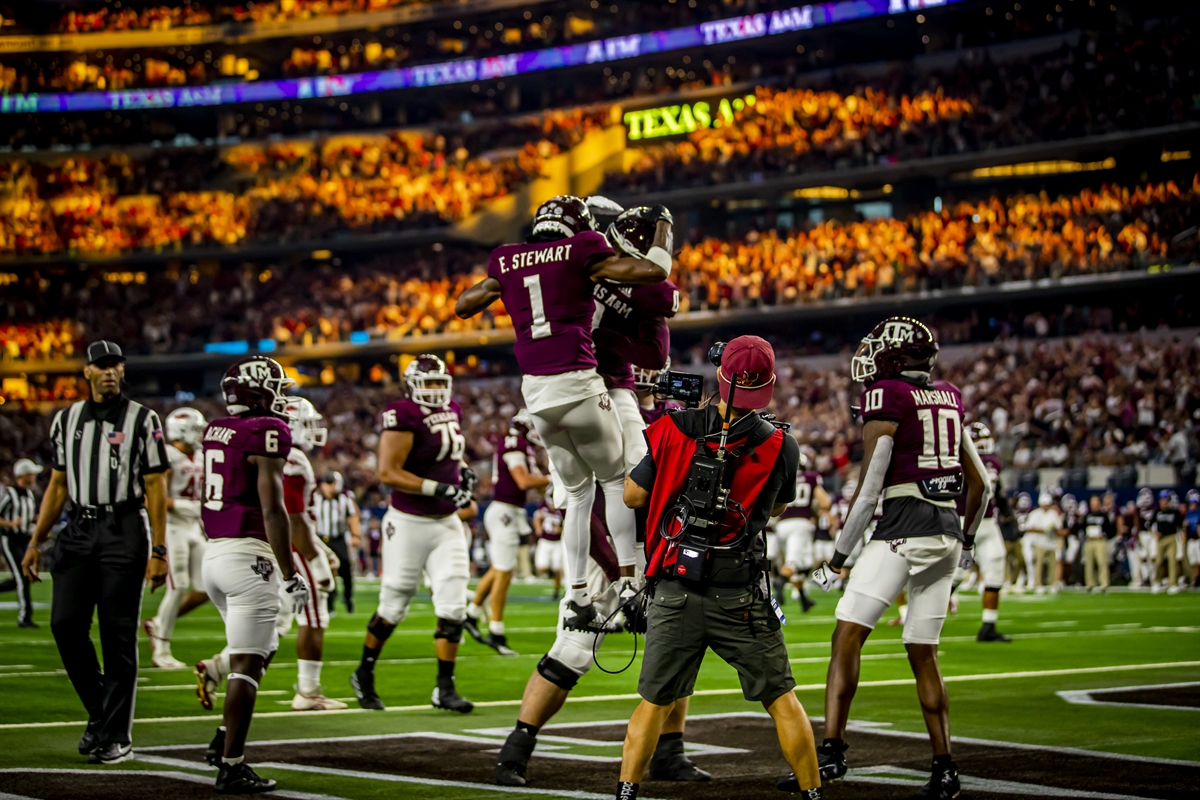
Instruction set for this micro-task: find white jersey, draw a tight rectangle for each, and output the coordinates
[285,448,317,522]
[167,444,204,526]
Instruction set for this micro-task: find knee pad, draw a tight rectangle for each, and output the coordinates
[367,614,397,643]
[434,617,464,643]
[547,628,595,677]
[376,583,413,625]
[537,655,582,691]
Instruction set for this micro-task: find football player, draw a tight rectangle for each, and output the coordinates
[1184,489,1200,589]
[774,453,830,613]
[960,423,1010,642]
[196,356,311,793]
[810,317,990,800]
[455,196,672,630]
[465,408,549,656]
[1131,487,1157,588]
[532,501,564,596]
[351,355,476,713]
[142,407,209,669]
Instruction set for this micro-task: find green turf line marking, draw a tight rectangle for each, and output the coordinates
[1057,681,1200,713]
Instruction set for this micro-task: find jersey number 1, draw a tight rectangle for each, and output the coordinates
[523,274,552,339]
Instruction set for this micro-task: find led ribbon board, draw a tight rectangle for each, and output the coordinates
[0,0,959,115]
[625,95,758,141]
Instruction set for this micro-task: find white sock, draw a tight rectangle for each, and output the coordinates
[222,755,244,765]
[489,620,505,636]
[153,585,186,651]
[982,608,999,624]
[570,586,592,606]
[467,602,481,620]
[297,659,322,695]
[600,477,637,569]
[562,481,597,588]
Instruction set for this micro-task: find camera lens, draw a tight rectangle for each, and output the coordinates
[708,342,726,367]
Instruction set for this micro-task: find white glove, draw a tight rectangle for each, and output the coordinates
[959,548,975,571]
[282,573,311,616]
[811,561,835,593]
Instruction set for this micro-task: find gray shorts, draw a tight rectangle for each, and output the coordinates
[638,579,795,706]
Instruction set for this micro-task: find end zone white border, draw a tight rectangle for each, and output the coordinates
[1058,681,1200,714]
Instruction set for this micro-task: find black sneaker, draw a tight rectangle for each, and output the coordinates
[18,619,38,628]
[772,575,787,604]
[816,738,848,781]
[647,738,712,782]
[976,622,1012,643]
[916,763,961,799]
[350,666,385,710]
[494,727,537,786]
[205,726,226,767]
[563,599,600,632]
[88,742,133,764]
[345,595,355,614]
[215,761,277,794]
[432,679,474,713]
[463,614,486,645]
[775,778,823,798]
[78,720,100,755]
[484,632,519,656]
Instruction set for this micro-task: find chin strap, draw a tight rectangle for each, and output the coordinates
[831,435,893,569]
[960,435,993,548]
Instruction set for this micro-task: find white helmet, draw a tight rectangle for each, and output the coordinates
[404,354,453,409]
[283,397,327,451]
[166,407,207,447]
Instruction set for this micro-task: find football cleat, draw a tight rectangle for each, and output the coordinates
[916,763,961,799]
[215,761,277,794]
[141,617,161,643]
[88,742,133,765]
[976,622,1012,642]
[563,599,601,632]
[432,679,474,713]
[350,667,385,710]
[816,738,848,781]
[152,652,189,670]
[291,686,349,711]
[195,660,221,710]
[775,776,823,797]
[647,738,712,782]
[494,727,537,786]
[78,720,100,755]
[463,614,486,645]
[205,726,226,767]
[17,619,39,628]
[484,633,519,657]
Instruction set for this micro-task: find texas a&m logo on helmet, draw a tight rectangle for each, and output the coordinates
[222,356,295,418]
[851,316,939,385]
[404,354,453,409]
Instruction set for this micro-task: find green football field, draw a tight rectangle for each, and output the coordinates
[1,578,1197,799]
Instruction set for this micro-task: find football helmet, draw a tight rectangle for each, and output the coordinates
[1187,489,1199,505]
[608,206,668,259]
[530,195,595,241]
[222,356,295,418]
[405,354,452,408]
[284,397,327,450]
[586,195,625,231]
[165,407,207,447]
[1061,493,1078,515]
[633,356,669,392]
[851,317,938,385]
[1016,492,1033,512]
[964,421,995,454]
[1136,487,1154,509]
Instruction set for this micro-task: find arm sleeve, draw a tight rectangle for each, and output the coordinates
[960,434,993,546]
[832,435,894,568]
[629,451,656,491]
[140,410,170,474]
[501,450,529,472]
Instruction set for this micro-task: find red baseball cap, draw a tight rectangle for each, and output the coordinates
[717,335,777,409]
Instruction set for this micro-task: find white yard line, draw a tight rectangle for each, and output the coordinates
[1058,681,1200,713]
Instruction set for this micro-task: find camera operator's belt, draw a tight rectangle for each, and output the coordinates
[884,483,957,509]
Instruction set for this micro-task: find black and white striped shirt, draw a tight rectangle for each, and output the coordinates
[50,395,170,507]
[0,486,37,536]
[314,491,355,542]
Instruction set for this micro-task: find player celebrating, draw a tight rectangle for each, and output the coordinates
[775,453,830,613]
[465,408,549,656]
[961,422,1010,642]
[351,355,476,713]
[811,317,990,800]
[455,196,672,630]
[143,407,209,669]
[198,356,311,793]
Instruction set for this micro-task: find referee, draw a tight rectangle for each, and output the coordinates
[21,340,170,765]
[1,458,43,627]
[315,473,360,613]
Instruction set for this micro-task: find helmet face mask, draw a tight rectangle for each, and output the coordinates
[405,354,453,409]
[965,421,995,455]
[284,397,327,451]
[633,356,669,392]
[166,407,207,447]
[222,356,295,418]
[608,206,667,260]
[531,195,595,241]
[851,317,939,385]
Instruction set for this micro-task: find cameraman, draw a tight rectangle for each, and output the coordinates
[616,336,822,800]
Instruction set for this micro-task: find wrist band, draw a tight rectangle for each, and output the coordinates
[646,246,672,275]
[420,479,438,497]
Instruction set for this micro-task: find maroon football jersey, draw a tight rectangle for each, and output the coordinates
[381,398,464,518]
[956,453,1002,518]
[861,378,965,490]
[594,281,678,391]
[487,231,614,376]
[492,428,538,507]
[538,503,563,542]
[779,472,822,520]
[201,415,293,542]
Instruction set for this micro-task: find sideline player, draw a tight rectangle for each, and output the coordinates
[143,407,209,669]
[465,408,549,656]
[350,355,476,713]
[960,422,1010,642]
[532,501,564,595]
[198,357,311,793]
[811,318,990,799]
[455,196,673,629]
[774,453,829,613]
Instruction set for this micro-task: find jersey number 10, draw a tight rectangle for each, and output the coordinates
[916,408,961,470]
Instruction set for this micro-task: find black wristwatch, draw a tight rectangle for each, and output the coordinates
[152,544,168,559]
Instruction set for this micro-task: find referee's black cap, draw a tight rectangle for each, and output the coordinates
[86,340,126,366]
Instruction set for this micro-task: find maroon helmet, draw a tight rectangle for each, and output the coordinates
[530,195,595,241]
[222,356,295,418]
[608,206,660,259]
[850,316,938,385]
[404,354,452,408]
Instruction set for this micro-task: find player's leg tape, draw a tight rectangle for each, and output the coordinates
[434,617,464,643]
[367,614,398,643]
[228,673,259,689]
[537,654,582,691]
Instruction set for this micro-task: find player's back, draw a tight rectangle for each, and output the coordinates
[381,397,463,518]
[594,280,678,391]
[780,472,822,520]
[201,415,293,542]
[487,231,614,376]
[167,444,205,523]
[493,428,535,507]
[861,378,965,492]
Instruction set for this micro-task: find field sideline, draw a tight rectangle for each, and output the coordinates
[0,578,1197,799]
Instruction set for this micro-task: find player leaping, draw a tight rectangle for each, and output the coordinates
[143,407,209,669]
[455,196,672,630]
[351,355,477,713]
[807,318,990,800]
